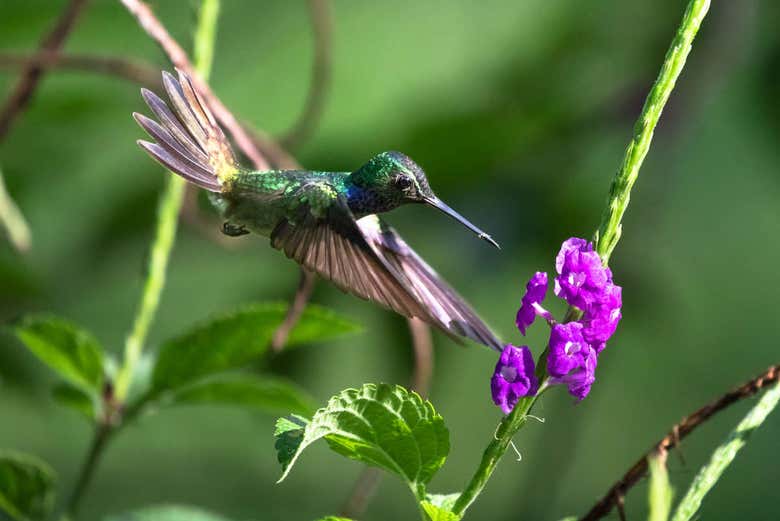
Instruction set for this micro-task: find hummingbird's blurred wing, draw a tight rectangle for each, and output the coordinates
[359,216,503,351]
[270,184,502,350]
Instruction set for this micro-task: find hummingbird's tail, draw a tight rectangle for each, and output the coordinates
[133,70,239,192]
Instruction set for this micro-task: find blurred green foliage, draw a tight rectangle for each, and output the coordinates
[1,1,779,520]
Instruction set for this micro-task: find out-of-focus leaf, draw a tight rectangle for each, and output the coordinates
[152,303,360,393]
[648,452,673,521]
[313,517,354,521]
[276,383,449,489]
[13,315,103,393]
[51,383,97,422]
[671,382,780,521]
[104,504,234,521]
[167,373,316,416]
[0,452,56,521]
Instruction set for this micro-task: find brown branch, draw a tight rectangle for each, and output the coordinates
[340,318,434,518]
[0,51,161,88]
[249,126,301,170]
[0,0,90,141]
[407,317,434,397]
[580,363,780,521]
[280,0,332,150]
[120,0,270,171]
[271,269,317,352]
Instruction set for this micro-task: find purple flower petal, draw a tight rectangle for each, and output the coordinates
[547,322,589,377]
[554,238,611,310]
[515,272,549,335]
[555,237,591,273]
[491,344,538,414]
[550,346,597,401]
[582,283,622,345]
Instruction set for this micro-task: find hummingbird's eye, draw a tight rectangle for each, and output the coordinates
[395,176,413,190]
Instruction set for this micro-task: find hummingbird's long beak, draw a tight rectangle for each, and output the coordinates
[423,196,500,249]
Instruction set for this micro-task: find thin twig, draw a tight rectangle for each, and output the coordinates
[0,0,89,141]
[340,318,434,518]
[280,0,332,150]
[0,51,161,88]
[249,126,301,170]
[340,466,384,519]
[120,0,270,171]
[271,269,317,352]
[407,317,434,397]
[580,364,780,521]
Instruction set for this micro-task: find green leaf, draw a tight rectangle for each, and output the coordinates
[313,518,354,521]
[274,415,309,472]
[51,383,98,422]
[421,501,460,521]
[424,493,459,512]
[647,453,673,521]
[671,382,780,521]
[167,373,316,416]
[276,383,449,489]
[13,315,104,393]
[0,452,56,521]
[152,303,360,393]
[421,492,460,520]
[104,504,234,521]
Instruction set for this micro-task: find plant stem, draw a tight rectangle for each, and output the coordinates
[451,394,538,516]
[453,1,711,517]
[64,424,112,518]
[62,2,220,516]
[594,0,710,264]
[671,382,780,521]
[114,0,220,403]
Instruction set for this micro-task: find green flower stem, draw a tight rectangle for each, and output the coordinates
[62,2,220,517]
[0,165,32,252]
[453,1,711,517]
[671,382,780,521]
[451,393,540,516]
[114,0,220,403]
[594,0,710,264]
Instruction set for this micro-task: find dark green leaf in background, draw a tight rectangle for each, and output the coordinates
[276,383,449,490]
[51,382,98,422]
[0,452,56,521]
[152,303,360,393]
[167,373,316,416]
[104,504,235,521]
[13,315,104,393]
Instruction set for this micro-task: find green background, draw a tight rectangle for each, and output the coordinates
[1,0,779,519]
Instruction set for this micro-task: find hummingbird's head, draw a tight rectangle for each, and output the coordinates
[350,151,500,249]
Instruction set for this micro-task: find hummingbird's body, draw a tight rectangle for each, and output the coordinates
[134,71,503,350]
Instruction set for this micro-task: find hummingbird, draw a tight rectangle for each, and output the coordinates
[133,70,503,350]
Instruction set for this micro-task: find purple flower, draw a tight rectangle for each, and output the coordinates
[491,344,539,414]
[582,282,622,347]
[515,272,550,335]
[550,347,597,401]
[547,322,589,377]
[554,238,610,310]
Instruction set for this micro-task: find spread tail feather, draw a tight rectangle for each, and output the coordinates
[133,70,239,192]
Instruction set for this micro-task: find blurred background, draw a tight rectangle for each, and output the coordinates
[1,0,779,520]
